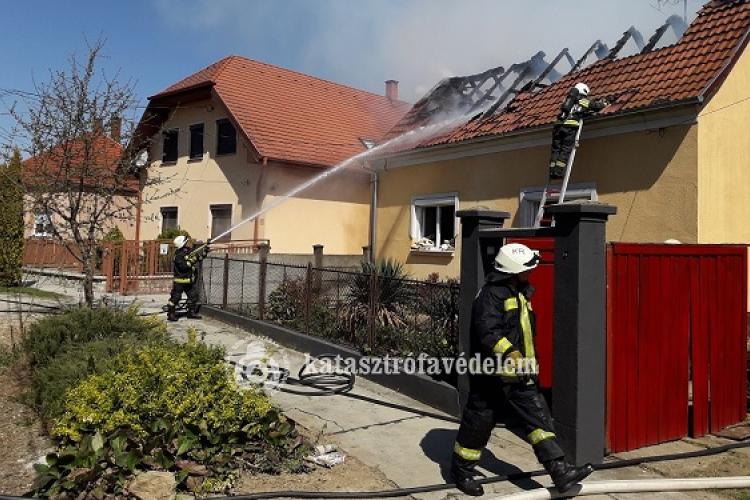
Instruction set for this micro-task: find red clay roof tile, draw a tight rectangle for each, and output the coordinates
[150,56,411,168]
[380,0,750,155]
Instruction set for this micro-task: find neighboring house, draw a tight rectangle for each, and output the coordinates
[133,56,410,254]
[22,121,138,240]
[369,0,750,280]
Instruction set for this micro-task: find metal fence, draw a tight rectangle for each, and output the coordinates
[201,255,460,369]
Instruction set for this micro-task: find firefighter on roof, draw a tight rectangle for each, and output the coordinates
[548,83,609,180]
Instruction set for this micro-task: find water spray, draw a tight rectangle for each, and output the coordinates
[207,110,489,244]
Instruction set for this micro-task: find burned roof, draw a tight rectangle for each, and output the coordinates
[378,0,747,155]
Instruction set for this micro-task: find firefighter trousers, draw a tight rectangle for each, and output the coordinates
[453,375,564,469]
[549,124,578,169]
[168,281,199,309]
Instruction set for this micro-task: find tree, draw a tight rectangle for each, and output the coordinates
[0,150,24,286]
[4,38,166,306]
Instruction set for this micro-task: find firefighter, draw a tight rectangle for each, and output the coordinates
[167,235,210,322]
[450,243,594,496]
[548,82,609,180]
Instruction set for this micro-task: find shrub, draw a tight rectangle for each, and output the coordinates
[157,227,190,241]
[0,150,24,287]
[32,332,310,498]
[22,305,167,369]
[342,259,413,337]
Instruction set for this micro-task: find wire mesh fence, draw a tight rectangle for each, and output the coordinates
[201,255,460,383]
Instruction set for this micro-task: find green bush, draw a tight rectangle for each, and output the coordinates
[157,227,190,241]
[22,306,167,369]
[0,150,24,287]
[342,258,413,335]
[29,337,170,420]
[31,332,310,498]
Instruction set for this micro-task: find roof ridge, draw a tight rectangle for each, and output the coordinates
[215,55,409,104]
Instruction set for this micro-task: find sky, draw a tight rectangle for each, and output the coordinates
[0,0,704,142]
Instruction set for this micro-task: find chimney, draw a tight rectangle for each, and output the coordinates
[110,115,121,142]
[385,80,399,101]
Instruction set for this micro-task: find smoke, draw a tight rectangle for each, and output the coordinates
[665,14,689,38]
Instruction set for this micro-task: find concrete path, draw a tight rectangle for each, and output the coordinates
[13,278,741,500]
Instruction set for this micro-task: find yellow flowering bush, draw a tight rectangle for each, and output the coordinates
[53,332,271,440]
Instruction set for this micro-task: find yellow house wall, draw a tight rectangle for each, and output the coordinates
[697,46,750,245]
[260,163,370,254]
[376,119,699,280]
[140,100,370,254]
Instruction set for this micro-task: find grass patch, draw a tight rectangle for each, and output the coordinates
[0,286,64,300]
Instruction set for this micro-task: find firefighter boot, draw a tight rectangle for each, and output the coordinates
[187,305,202,319]
[167,306,178,322]
[450,455,484,496]
[543,458,594,493]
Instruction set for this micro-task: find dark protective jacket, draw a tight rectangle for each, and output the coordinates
[469,271,538,379]
[555,88,609,127]
[173,245,208,284]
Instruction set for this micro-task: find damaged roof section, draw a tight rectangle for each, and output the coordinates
[379,0,716,152]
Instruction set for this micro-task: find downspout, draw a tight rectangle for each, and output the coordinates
[255,156,267,242]
[370,168,378,262]
[361,161,378,262]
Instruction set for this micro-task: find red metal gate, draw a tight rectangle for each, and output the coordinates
[507,237,556,389]
[607,243,748,452]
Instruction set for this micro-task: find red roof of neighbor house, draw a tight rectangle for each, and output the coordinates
[23,134,137,193]
[149,56,412,168]
[380,0,750,154]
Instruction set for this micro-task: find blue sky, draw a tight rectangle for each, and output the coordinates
[1,0,702,141]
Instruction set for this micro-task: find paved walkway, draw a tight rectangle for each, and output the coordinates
[12,277,745,499]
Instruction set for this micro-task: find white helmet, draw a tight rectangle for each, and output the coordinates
[493,243,541,275]
[574,83,590,96]
[173,235,189,249]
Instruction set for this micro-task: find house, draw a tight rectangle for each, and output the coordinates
[133,56,410,255]
[368,0,750,281]
[23,119,138,241]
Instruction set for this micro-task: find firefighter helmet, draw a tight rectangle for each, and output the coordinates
[493,243,541,275]
[174,235,189,249]
[574,83,590,96]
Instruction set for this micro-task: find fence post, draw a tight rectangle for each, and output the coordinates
[258,242,269,320]
[313,244,323,293]
[546,202,617,466]
[119,241,129,295]
[362,245,372,263]
[222,253,230,310]
[305,262,313,335]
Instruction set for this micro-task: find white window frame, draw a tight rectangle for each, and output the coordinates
[33,212,53,237]
[410,192,459,252]
[519,182,598,228]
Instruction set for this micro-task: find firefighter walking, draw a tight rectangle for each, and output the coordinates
[548,82,609,180]
[167,235,210,322]
[450,243,593,496]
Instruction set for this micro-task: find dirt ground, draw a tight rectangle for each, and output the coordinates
[0,310,397,498]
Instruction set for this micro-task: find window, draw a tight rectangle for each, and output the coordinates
[162,128,179,163]
[189,124,204,160]
[410,193,458,252]
[160,207,178,233]
[519,183,598,227]
[33,212,53,237]
[210,204,232,241]
[216,119,236,155]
